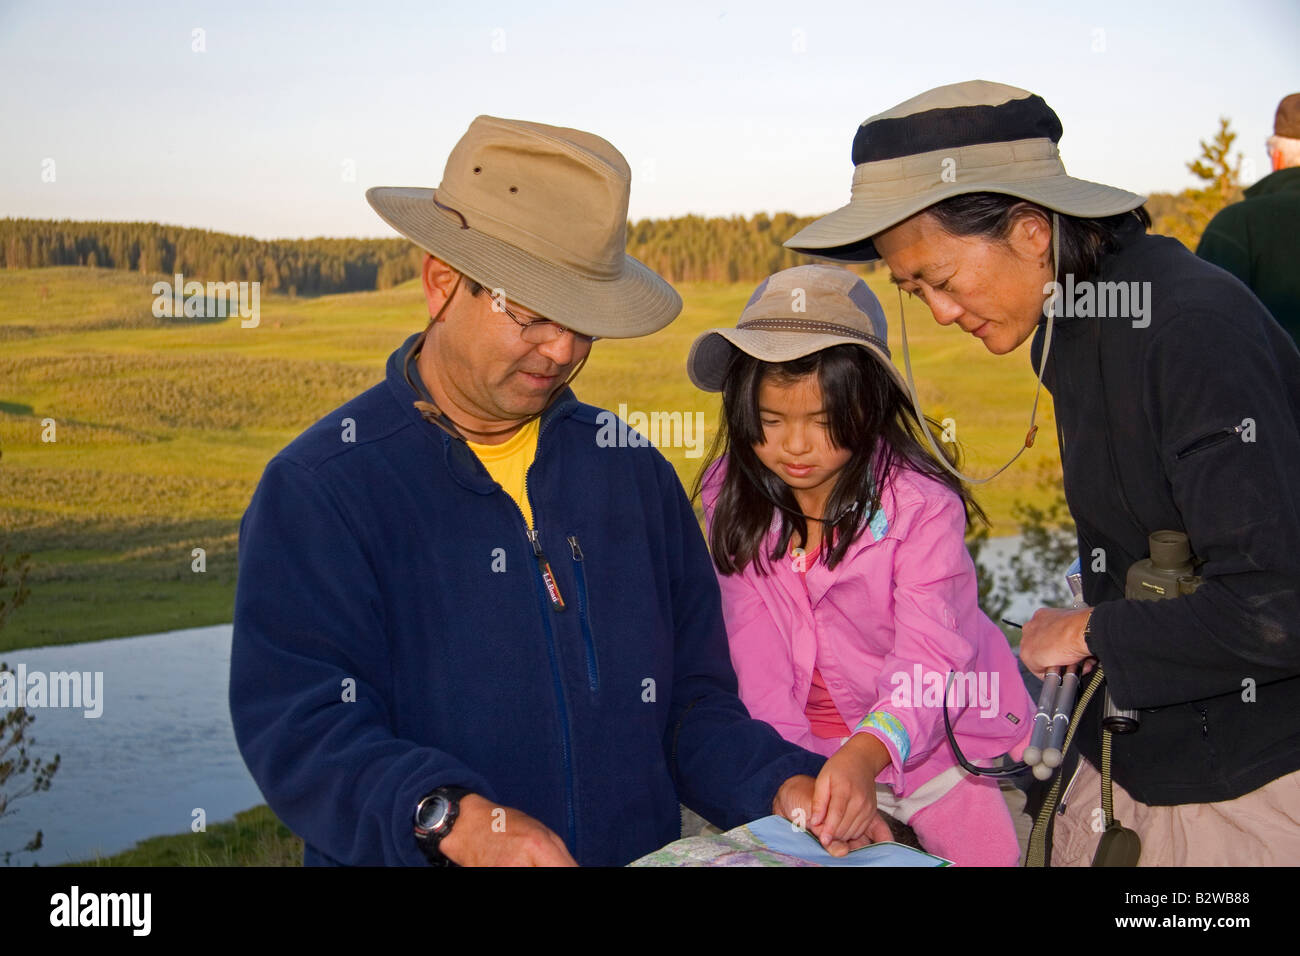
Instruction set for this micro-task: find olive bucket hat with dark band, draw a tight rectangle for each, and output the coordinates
[785,81,1148,484]
[785,79,1146,261]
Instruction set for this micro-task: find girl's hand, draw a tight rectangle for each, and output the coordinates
[812,733,894,853]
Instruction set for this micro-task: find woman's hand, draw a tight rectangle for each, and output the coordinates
[1020,606,1094,678]
[811,733,895,854]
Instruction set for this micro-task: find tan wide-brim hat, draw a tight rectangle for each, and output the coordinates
[687,264,910,396]
[367,116,681,338]
[786,80,1147,261]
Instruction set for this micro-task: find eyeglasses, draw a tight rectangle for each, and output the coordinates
[494,299,596,345]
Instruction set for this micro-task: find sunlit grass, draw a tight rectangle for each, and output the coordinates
[66,804,303,867]
[0,267,1060,650]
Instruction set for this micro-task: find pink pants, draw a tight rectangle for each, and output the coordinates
[907,774,1022,867]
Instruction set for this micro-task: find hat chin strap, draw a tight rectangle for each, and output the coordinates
[411,352,588,443]
[405,271,589,442]
[897,212,1059,486]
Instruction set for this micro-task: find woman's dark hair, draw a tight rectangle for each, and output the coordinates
[923,194,1152,284]
[691,344,986,575]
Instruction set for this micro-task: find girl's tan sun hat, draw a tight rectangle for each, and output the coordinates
[687,264,909,395]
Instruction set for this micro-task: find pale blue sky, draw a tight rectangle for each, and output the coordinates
[2,0,1296,239]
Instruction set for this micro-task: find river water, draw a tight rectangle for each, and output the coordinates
[0,625,262,866]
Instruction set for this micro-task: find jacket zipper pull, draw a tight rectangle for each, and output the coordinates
[567,535,584,561]
[529,529,566,612]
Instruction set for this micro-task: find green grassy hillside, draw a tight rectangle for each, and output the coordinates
[0,267,1059,650]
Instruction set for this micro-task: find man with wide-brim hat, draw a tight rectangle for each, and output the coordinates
[230,115,835,868]
[787,80,1300,866]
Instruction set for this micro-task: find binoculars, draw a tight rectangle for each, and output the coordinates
[1103,530,1203,733]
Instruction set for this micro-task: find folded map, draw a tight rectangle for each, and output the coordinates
[631,815,953,867]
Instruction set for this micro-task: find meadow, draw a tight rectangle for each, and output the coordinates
[0,266,1060,651]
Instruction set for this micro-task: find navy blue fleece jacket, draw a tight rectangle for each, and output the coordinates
[229,332,823,865]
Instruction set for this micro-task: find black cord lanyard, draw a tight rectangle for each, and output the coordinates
[942,670,1034,778]
[402,325,588,443]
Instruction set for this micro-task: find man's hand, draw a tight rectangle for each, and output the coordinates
[772,773,818,829]
[1020,606,1094,678]
[437,794,577,867]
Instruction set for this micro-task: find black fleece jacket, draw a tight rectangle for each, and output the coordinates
[1031,217,1300,805]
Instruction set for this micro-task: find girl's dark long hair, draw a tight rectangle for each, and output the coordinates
[691,345,986,575]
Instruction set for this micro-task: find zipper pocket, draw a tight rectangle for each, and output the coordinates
[529,529,566,612]
[533,576,577,851]
[567,535,600,693]
[1175,425,1240,461]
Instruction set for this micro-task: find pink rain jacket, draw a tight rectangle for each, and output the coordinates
[702,459,1033,796]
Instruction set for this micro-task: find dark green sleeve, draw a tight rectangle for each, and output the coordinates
[1196,208,1252,286]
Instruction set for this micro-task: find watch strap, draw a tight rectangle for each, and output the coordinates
[414,786,472,866]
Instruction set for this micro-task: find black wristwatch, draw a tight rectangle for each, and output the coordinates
[413,786,472,866]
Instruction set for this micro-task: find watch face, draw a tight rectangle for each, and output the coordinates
[416,795,450,833]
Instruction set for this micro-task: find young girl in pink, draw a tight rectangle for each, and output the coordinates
[688,265,1032,866]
